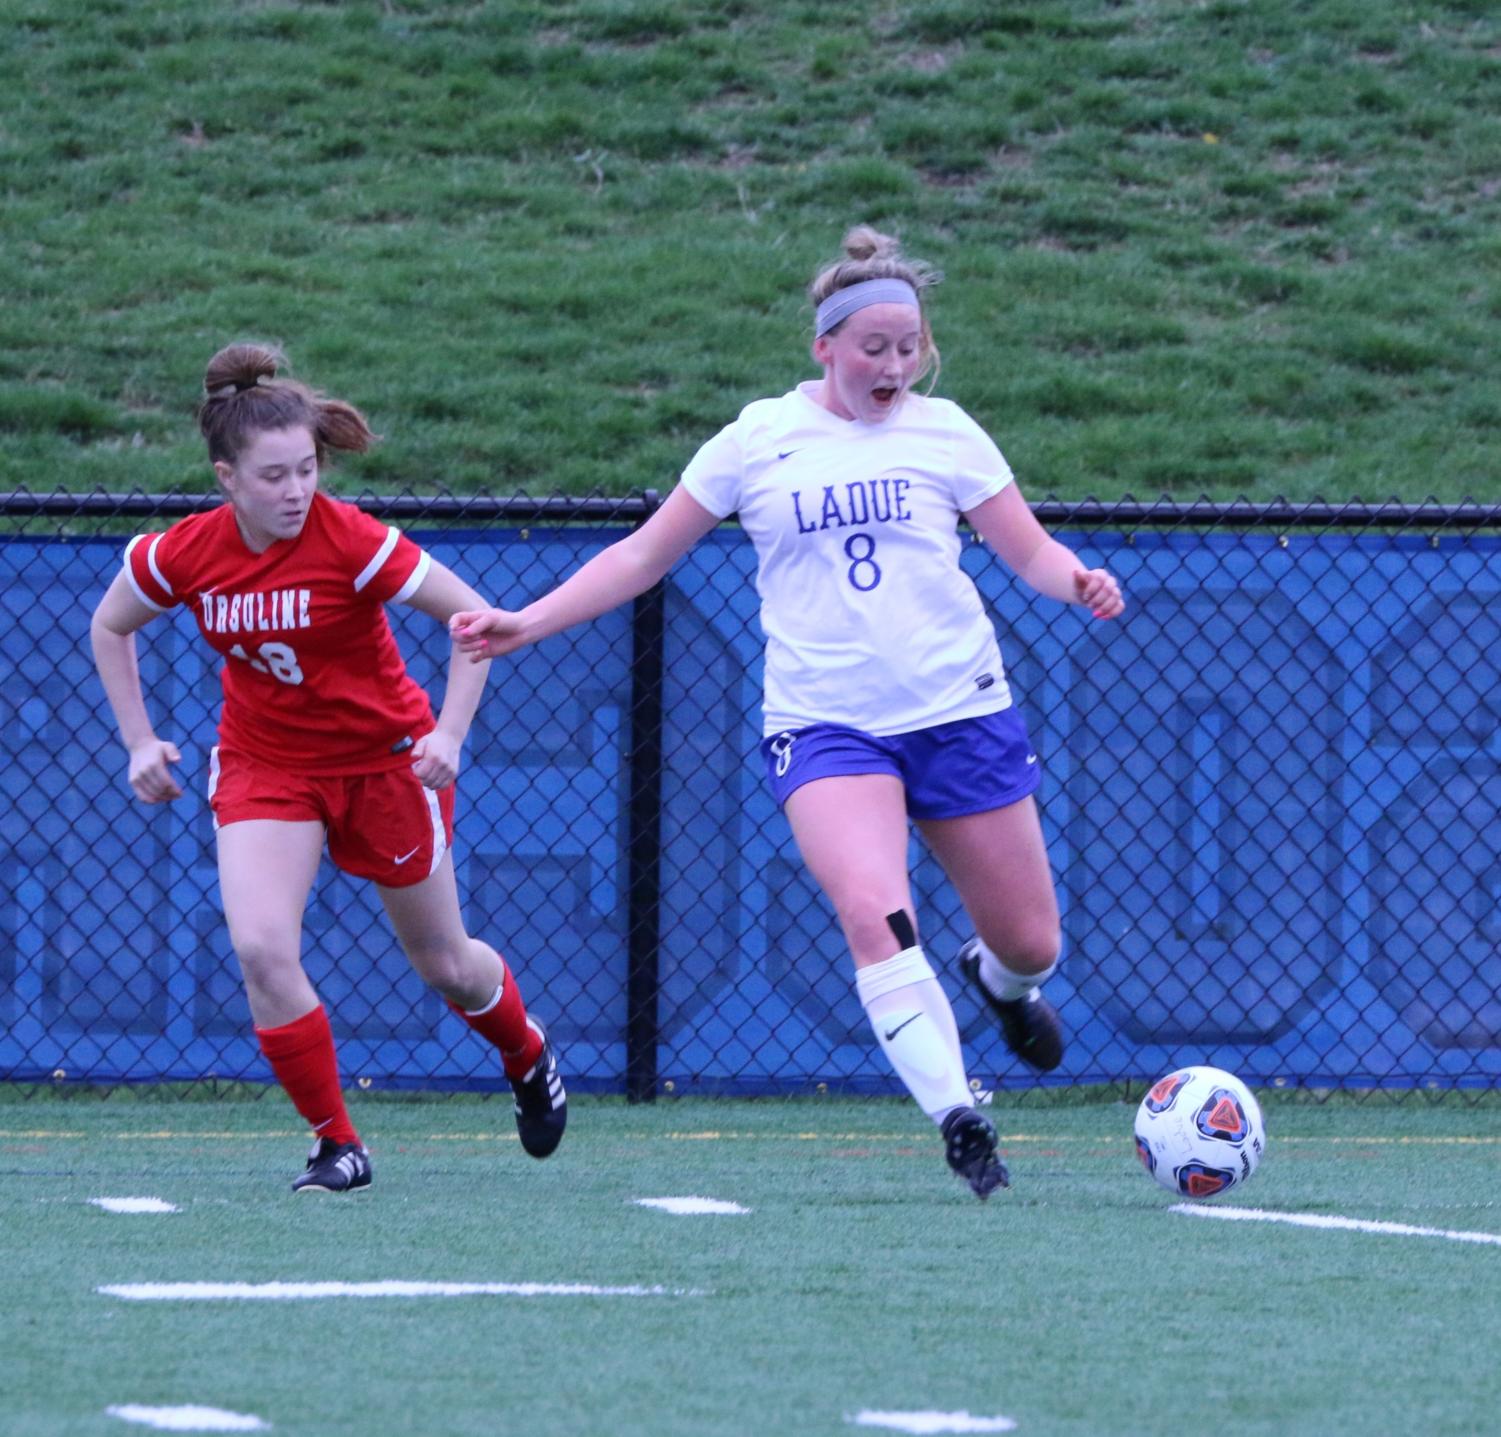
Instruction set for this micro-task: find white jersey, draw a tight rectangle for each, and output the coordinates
[680,382,1016,737]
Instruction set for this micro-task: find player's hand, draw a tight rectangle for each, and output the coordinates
[449,607,531,661]
[127,739,183,804]
[410,729,461,790]
[1074,568,1124,620]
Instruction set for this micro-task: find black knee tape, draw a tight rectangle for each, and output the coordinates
[885,909,917,950]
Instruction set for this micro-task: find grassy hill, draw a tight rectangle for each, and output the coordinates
[2,0,1497,500]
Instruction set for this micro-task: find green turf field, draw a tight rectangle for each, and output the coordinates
[4,1094,1498,1436]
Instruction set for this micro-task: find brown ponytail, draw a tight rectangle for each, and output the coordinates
[198,343,377,466]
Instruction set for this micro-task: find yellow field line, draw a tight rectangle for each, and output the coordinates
[2,1129,1497,1145]
[0,1129,300,1140]
[658,1132,1501,1146]
[1280,1135,1501,1146]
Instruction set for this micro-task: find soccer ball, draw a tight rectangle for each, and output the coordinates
[1133,1066,1265,1199]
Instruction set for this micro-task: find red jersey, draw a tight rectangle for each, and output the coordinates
[123,492,436,775]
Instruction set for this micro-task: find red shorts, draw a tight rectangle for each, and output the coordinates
[207,746,456,889]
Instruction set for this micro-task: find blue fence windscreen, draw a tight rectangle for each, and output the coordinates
[3,515,1499,1093]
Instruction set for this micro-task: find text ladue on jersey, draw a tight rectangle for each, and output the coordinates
[198,588,313,635]
[791,475,915,534]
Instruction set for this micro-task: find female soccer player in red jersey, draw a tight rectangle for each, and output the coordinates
[89,342,566,1192]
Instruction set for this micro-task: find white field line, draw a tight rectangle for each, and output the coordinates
[1171,1204,1501,1246]
[98,1280,705,1302]
[633,1196,750,1215]
[91,1197,179,1214]
[106,1405,268,1431]
[847,1411,1017,1434]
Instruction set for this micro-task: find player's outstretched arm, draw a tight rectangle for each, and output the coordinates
[401,558,493,789]
[451,485,722,662]
[449,605,530,661]
[965,483,1125,620]
[89,571,183,803]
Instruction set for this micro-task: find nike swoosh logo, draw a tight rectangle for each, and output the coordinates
[883,1014,921,1042]
[777,448,801,460]
[1025,753,1038,765]
[392,847,421,865]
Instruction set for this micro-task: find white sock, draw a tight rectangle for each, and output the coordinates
[856,945,974,1125]
[971,936,1057,1003]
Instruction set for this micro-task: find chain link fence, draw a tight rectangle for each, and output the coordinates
[4,491,1500,1102]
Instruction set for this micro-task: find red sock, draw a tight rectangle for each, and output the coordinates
[255,1004,361,1147]
[448,959,543,1079]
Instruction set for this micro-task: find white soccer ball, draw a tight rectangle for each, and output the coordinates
[1133,1065,1265,1199]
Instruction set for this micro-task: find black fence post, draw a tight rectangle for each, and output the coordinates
[625,489,665,1103]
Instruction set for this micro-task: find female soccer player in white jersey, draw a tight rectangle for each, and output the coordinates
[89,343,566,1193]
[454,228,1124,1198]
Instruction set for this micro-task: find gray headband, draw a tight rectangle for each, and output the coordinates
[814,278,921,337]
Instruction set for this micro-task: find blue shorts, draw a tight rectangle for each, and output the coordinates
[760,709,1041,820]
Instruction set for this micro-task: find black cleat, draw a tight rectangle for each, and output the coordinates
[958,938,1066,1073]
[511,1020,567,1159]
[942,1106,1009,1199]
[291,1138,371,1194]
